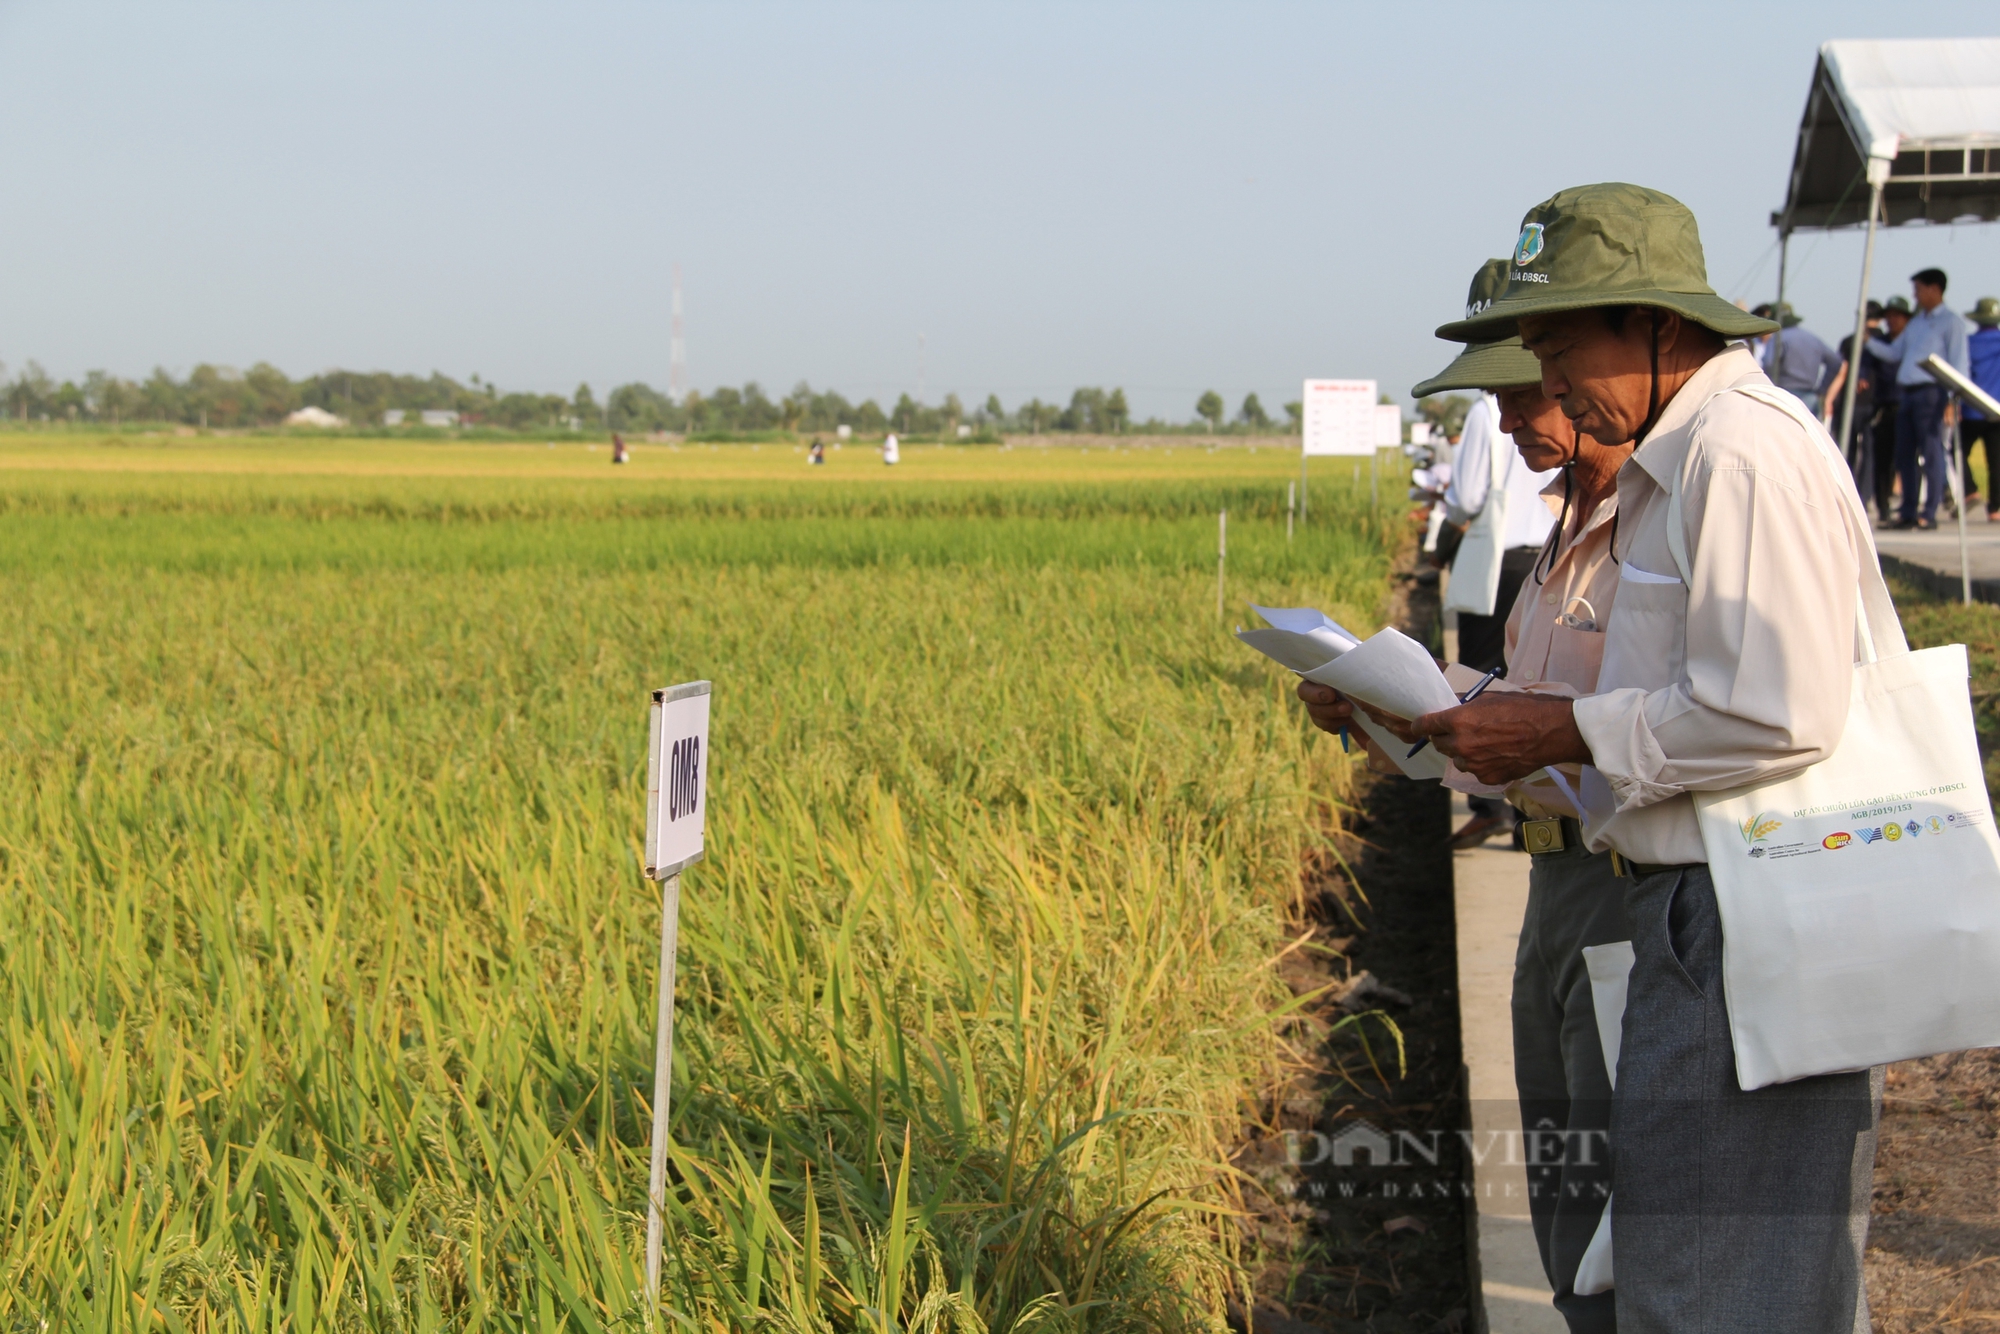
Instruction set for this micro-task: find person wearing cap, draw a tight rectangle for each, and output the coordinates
[1748,302,1843,418]
[1964,296,2000,518]
[1412,184,1882,1331]
[1825,300,1887,510]
[1871,295,1913,520]
[1869,268,1972,529]
[1302,256,1634,1332]
[1429,268,1559,847]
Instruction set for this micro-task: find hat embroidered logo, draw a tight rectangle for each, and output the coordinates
[1514,223,1546,268]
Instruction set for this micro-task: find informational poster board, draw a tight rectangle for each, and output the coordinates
[1302,379,1377,457]
[1374,403,1403,448]
[646,681,711,879]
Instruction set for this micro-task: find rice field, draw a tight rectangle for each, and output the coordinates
[0,434,1403,1331]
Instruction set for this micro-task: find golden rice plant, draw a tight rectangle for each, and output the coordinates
[0,441,1397,1330]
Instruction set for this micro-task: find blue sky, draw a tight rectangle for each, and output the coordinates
[0,1,1994,420]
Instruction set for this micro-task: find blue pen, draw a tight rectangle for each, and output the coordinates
[1408,663,1507,758]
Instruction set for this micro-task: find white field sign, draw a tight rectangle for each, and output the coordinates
[647,683,711,878]
[1302,379,1377,456]
[1374,403,1402,448]
[643,680,712,1310]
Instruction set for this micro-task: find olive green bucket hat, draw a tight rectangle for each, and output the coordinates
[1436,183,1778,343]
[1412,259,1544,397]
[1971,296,2000,327]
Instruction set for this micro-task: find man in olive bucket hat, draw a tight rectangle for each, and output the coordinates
[1412,185,1884,1332]
[1300,257,1635,1332]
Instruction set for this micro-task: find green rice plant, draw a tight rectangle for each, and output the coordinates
[0,443,1395,1329]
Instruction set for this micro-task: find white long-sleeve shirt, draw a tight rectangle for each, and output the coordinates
[1573,346,1874,865]
[1443,393,1557,550]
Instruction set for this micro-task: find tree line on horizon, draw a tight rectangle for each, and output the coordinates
[0,360,1314,437]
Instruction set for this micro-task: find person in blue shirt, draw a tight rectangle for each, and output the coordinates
[1751,302,1844,416]
[1965,297,2000,519]
[1869,268,1973,529]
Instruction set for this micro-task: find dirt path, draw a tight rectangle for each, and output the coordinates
[1868,1051,2000,1331]
[1231,769,1469,1334]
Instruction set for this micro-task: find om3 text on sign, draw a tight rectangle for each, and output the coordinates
[646,681,711,880]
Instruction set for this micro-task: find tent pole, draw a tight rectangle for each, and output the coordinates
[1772,228,1789,386]
[1837,171,1887,470]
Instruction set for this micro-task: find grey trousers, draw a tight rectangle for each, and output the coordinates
[1514,842,1630,1334]
[1612,865,1880,1334]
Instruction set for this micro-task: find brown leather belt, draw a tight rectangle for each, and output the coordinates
[1608,851,1691,880]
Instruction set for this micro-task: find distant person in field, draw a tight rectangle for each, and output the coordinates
[881,433,900,466]
[808,439,826,466]
[611,432,629,464]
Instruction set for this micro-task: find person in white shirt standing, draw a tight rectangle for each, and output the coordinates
[882,432,901,466]
[1418,183,1879,1334]
[1435,270,1559,846]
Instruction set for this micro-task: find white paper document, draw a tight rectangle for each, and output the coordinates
[1237,605,1456,780]
[1236,604,1362,673]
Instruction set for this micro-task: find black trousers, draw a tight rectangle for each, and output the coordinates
[1871,401,1900,521]
[1841,403,1875,511]
[1456,545,1542,673]
[1458,545,1540,821]
[1897,384,1948,524]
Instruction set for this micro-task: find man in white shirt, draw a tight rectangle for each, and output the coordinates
[1421,184,1879,1333]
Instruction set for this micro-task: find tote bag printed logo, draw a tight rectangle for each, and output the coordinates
[1741,812,1784,855]
[1692,382,2000,1091]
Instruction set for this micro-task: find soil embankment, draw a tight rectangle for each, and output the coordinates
[1232,570,1473,1333]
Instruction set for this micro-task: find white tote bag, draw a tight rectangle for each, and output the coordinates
[1669,385,2000,1090]
[1441,421,1511,618]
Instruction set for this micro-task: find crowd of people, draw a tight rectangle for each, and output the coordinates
[1746,274,1999,530]
[1303,183,1996,1332]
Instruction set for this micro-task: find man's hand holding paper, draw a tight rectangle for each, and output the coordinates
[1236,606,1458,780]
[1409,692,1592,785]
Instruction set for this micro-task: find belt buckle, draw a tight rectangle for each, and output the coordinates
[1522,817,1566,855]
[1610,850,1629,878]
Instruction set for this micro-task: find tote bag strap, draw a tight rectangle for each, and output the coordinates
[1660,383,1906,667]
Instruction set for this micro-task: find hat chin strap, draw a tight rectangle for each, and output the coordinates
[1634,311,1664,444]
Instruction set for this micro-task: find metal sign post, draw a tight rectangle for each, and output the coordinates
[1922,354,2000,606]
[643,680,712,1313]
[1216,510,1227,621]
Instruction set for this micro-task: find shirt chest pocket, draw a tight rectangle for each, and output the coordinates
[1543,621,1608,694]
[1599,573,1688,691]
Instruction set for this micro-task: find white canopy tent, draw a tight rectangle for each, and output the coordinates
[1774,38,2000,600]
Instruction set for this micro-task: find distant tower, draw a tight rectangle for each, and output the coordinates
[917,332,927,405]
[670,264,686,403]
